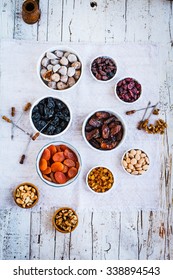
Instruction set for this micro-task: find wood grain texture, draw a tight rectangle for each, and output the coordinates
[0,0,173,260]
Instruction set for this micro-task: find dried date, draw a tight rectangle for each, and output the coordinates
[85,111,124,150]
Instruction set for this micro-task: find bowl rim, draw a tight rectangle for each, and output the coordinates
[52,207,78,233]
[29,95,72,138]
[121,148,150,176]
[114,77,142,105]
[90,54,117,83]
[37,45,83,92]
[13,182,39,208]
[36,141,82,188]
[82,108,127,152]
[86,165,115,194]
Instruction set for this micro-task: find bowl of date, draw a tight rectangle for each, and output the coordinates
[82,110,126,151]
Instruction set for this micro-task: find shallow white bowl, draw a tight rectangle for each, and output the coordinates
[30,95,72,138]
[90,55,117,83]
[86,166,115,194]
[114,77,142,104]
[36,141,82,188]
[37,46,83,92]
[121,148,150,176]
[82,109,126,152]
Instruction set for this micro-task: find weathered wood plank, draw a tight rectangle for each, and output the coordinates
[14,0,38,40]
[0,0,15,39]
[0,209,30,260]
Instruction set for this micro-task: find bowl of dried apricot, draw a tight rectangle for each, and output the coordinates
[13,182,39,208]
[52,207,78,233]
[86,166,114,194]
[36,141,82,187]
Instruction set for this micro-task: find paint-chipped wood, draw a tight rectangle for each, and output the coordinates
[0,0,172,260]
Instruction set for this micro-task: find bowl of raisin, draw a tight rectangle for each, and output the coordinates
[36,141,82,187]
[30,96,72,138]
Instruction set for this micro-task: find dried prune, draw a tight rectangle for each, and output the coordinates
[31,97,70,136]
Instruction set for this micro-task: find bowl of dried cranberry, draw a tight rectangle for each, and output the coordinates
[90,56,117,82]
[30,96,72,138]
[115,77,142,104]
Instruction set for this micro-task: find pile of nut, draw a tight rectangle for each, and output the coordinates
[141,118,167,134]
[122,149,150,175]
[87,167,114,193]
[40,50,82,90]
[91,56,117,81]
[54,208,78,232]
[14,184,38,208]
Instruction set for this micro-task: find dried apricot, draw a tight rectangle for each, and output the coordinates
[68,167,78,178]
[51,162,64,172]
[64,149,77,161]
[50,172,57,183]
[56,145,62,152]
[48,145,57,156]
[41,148,51,161]
[39,158,48,171]
[63,159,75,167]
[42,167,51,175]
[54,171,67,184]
[43,174,52,182]
[62,165,68,173]
[60,145,67,151]
[52,152,65,162]
[75,161,80,170]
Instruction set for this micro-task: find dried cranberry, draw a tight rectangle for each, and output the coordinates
[116,77,141,103]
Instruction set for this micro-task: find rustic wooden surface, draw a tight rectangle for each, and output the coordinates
[0,0,172,260]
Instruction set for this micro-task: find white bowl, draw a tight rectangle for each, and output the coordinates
[90,55,117,83]
[114,77,142,104]
[30,95,72,138]
[82,109,126,152]
[37,46,83,92]
[86,166,114,194]
[36,141,82,188]
[121,148,150,176]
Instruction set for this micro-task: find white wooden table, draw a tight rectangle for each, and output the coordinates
[0,0,172,260]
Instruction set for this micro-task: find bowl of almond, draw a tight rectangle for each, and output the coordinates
[13,182,39,208]
[52,207,78,233]
[122,149,150,176]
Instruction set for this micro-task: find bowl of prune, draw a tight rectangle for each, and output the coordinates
[37,46,83,91]
[115,77,142,103]
[36,141,82,187]
[30,96,72,138]
[90,56,117,82]
[82,110,126,151]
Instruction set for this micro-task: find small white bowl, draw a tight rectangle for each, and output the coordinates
[90,55,117,83]
[86,166,114,194]
[121,148,150,176]
[114,77,142,104]
[37,46,83,92]
[30,95,72,138]
[36,141,82,188]
[82,109,126,152]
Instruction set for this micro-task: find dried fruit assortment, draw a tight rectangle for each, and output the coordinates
[91,56,117,81]
[40,50,82,90]
[141,118,167,134]
[122,149,150,175]
[87,167,114,193]
[85,111,124,150]
[53,208,78,233]
[14,183,39,208]
[31,97,70,136]
[39,144,80,185]
[116,77,141,103]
